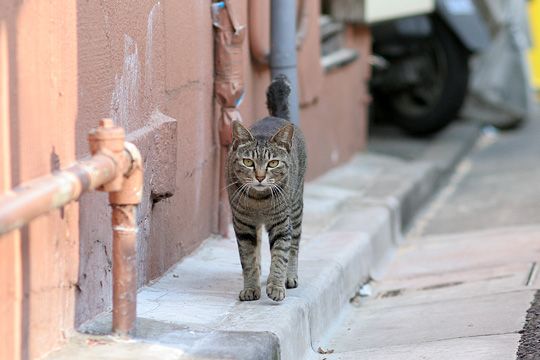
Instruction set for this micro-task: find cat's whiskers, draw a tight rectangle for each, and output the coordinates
[230,183,250,205]
[271,183,286,200]
[268,184,282,209]
[240,183,252,205]
[222,180,241,191]
[229,187,243,203]
[269,184,277,209]
[229,177,257,206]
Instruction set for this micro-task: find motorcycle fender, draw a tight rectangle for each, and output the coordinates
[436,0,490,52]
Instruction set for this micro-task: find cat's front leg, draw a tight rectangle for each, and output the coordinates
[234,220,261,301]
[286,198,303,289]
[267,217,291,301]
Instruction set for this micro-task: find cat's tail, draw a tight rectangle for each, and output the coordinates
[266,74,291,120]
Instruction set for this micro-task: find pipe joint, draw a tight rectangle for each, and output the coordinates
[88,118,126,192]
[109,142,143,206]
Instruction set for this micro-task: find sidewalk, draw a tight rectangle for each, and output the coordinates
[322,227,539,360]
[47,122,480,360]
[322,115,540,359]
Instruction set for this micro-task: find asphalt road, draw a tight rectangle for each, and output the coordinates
[517,290,540,360]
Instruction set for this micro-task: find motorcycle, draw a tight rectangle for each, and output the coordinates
[367,0,490,135]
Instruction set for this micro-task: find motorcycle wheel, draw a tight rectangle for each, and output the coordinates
[388,18,470,136]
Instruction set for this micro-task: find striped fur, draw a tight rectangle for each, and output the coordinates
[226,76,306,302]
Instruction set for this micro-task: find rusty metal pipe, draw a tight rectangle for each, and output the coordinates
[89,120,143,336]
[110,204,138,335]
[109,142,142,336]
[0,118,143,337]
[0,154,116,236]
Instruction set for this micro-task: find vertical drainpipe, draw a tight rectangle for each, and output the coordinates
[270,0,300,125]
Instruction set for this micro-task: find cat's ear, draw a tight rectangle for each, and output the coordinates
[270,124,294,152]
[232,121,253,150]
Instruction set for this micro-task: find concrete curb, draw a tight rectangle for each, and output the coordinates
[368,122,482,229]
[49,124,478,360]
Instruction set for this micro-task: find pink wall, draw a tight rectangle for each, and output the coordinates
[1,1,80,359]
[0,1,371,358]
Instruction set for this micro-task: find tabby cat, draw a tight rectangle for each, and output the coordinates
[226,75,307,302]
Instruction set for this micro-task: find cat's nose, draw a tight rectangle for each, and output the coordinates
[255,175,265,183]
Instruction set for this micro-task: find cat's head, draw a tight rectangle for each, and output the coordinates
[230,121,294,193]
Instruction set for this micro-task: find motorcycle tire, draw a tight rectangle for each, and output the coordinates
[388,18,470,136]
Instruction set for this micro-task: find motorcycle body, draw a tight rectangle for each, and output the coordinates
[369,0,490,135]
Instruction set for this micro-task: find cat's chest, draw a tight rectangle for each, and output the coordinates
[233,195,289,219]
[249,197,288,213]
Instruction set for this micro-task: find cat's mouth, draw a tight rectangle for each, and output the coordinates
[251,183,269,192]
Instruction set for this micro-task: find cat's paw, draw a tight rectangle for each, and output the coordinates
[285,276,298,289]
[266,283,286,301]
[239,287,261,301]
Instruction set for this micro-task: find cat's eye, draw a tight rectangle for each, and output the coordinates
[243,158,254,167]
[268,160,279,168]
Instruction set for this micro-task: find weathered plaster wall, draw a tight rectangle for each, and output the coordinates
[1,1,80,359]
[0,1,371,358]
[74,0,178,327]
[70,1,220,340]
[303,24,372,178]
